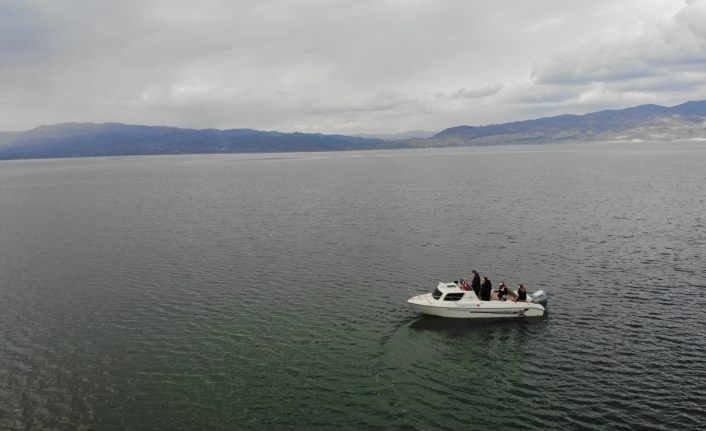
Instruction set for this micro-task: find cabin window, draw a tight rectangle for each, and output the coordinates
[443,292,464,301]
[432,288,442,300]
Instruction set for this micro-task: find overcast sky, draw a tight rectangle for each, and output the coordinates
[2,0,705,134]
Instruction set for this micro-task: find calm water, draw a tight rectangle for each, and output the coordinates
[1,142,705,430]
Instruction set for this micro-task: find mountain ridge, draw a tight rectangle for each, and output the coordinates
[0,123,393,159]
[1,100,705,160]
[427,100,706,146]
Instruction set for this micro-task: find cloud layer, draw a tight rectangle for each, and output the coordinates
[0,0,702,133]
[527,0,706,112]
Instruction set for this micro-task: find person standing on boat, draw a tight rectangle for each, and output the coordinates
[480,277,492,301]
[516,284,527,302]
[498,282,509,301]
[470,270,481,298]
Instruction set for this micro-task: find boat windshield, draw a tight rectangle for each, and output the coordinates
[443,292,464,301]
[432,288,442,300]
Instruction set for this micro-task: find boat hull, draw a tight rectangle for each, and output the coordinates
[408,295,545,319]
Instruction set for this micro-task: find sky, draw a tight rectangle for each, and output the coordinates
[1,0,705,134]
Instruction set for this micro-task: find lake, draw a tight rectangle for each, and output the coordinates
[1,141,705,430]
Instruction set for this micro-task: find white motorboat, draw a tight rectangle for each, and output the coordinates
[408,281,548,319]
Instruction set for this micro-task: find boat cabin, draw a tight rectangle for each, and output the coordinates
[431,282,480,303]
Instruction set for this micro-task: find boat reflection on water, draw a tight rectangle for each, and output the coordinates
[408,313,546,332]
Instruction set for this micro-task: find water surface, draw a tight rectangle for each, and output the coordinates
[1,141,705,430]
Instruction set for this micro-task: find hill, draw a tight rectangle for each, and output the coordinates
[424,100,706,146]
[0,123,392,160]
[1,100,706,160]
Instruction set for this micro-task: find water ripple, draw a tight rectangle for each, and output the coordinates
[2,144,706,429]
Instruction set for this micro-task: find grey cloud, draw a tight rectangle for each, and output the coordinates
[507,84,586,105]
[302,93,418,115]
[0,0,699,134]
[532,0,706,86]
[604,71,706,93]
[436,84,503,100]
[0,3,49,62]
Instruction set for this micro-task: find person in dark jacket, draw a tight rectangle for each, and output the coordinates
[470,270,481,298]
[480,277,492,301]
[516,284,527,302]
[497,282,509,301]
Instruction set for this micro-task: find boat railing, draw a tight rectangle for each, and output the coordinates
[407,286,433,304]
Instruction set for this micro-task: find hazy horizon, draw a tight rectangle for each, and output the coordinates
[2,98,703,137]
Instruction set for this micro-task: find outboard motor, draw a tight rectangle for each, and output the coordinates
[531,290,548,307]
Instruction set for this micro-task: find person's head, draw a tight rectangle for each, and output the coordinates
[472,270,478,275]
[518,283,524,289]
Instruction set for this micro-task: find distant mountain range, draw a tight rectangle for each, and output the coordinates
[424,100,706,146]
[1,100,705,160]
[0,123,392,160]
